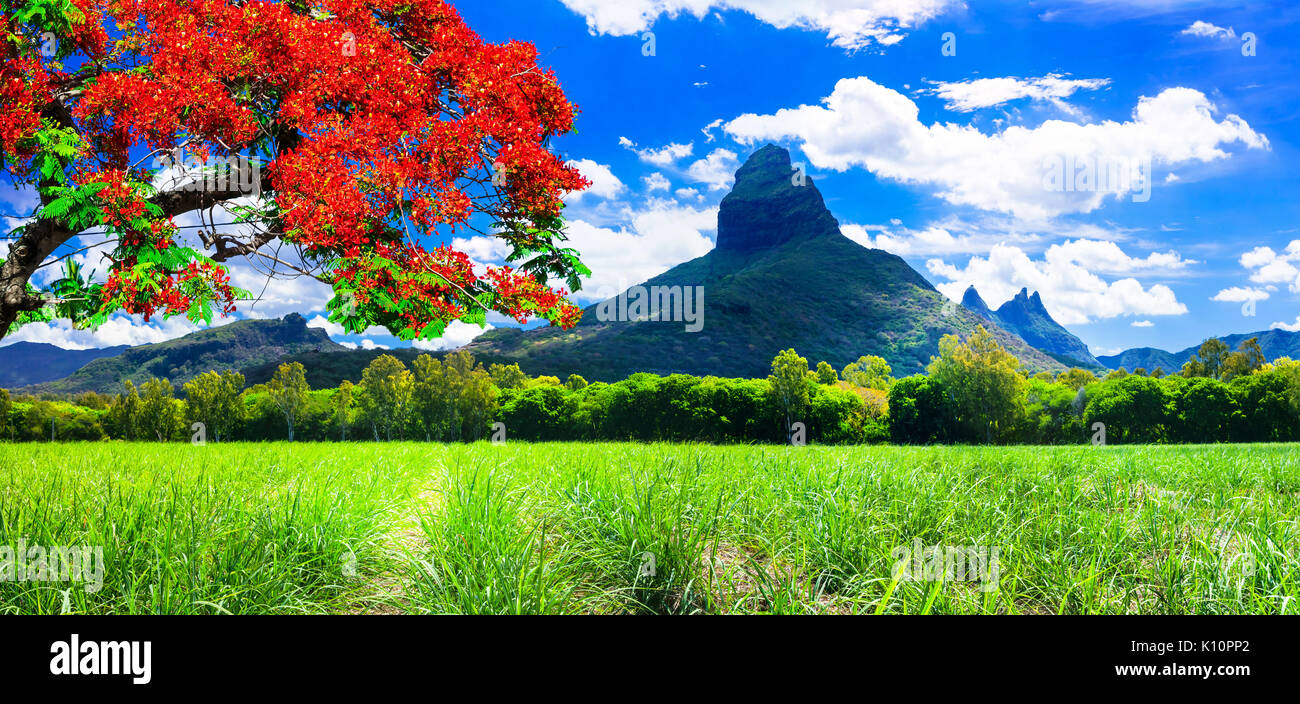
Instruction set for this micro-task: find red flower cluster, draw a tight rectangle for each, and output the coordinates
[4,0,592,338]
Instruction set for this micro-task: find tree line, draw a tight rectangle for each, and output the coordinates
[2,329,1298,445]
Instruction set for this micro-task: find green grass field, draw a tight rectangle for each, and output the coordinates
[1,442,1297,614]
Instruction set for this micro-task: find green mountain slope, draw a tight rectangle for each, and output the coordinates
[19,313,342,394]
[463,145,1065,380]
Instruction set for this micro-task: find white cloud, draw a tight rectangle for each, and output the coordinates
[926,242,1190,325]
[452,236,512,267]
[725,77,1268,218]
[1236,242,1300,293]
[1210,286,1270,303]
[1272,317,1300,333]
[643,172,672,192]
[558,0,958,50]
[306,315,347,337]
[924,74,1111,113]
[229,262,334,320]
[1181,21,1235,40]
[411,321,495,351]
[565,198,718,303]
[701,118,725,143]
[566,159,627,201]
[359,339,389,351]
[1131,320,1154,328]
[1,314,233,349]
[843,224,1004,256]
[620,138,695,167]
[1041,238,1196,274]
[686,148,740,191]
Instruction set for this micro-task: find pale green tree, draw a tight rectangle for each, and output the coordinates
[333,380,354,441]
[841,355,893,390]
[411,355,449,441]
[359,355,413,441]
[814,361,838,385]
[1183,338,1230,379]
[183,370,245,442]
[139,378,180,442]
[1221,337,1266,382]
[459,364,499,440]
[566,373,589,391]
[269,362,310,441]
[1056,368,1098,391]
[927,327,1026,444]
[0,387,10,440]
[105,380,142,440]
[489,363,527,390]
[768,348,809,439]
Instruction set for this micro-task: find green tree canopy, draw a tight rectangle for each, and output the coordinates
[183,370,245,443]
[842,355,893,390]
[768,349,810,439]
[926,327,1025,444]
[269,362,310,442]
[358,355,412,442]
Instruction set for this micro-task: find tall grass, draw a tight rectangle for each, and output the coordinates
[0,443,424,614]
[1,442,1296,614]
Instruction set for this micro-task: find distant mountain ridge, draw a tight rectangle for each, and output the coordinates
[1099,329,1300,373]
[18,313,341,394]
[0,342,130,387]
[961,286,1102,369]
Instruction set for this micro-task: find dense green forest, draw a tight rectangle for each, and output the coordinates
[3,328,1298,446]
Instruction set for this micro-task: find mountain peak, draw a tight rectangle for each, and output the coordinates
[1006,288,1049,317]
[961,286,993,318]
[715,145,841,253]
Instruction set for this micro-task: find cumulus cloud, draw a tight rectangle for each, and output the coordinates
[1181,21,1235,40]
[565,198,718,303]
[926,241,1191,325]
[686,148,740,191]
[843,224,1011,256]
[619,138,695,167]
[558,0,958,50]
[725,77,1268,218]
[1273,317,1300,333]
[923,74,1111,113]
[229,262,334,320]
[1236,242,1300,293]
[566,159,627,201]
[1131,320,1154,328]
[1210,286,1270,303]
[411,321,495,351]
[643,172,672,192]
[452,236,512,270]
[1,314,233,349]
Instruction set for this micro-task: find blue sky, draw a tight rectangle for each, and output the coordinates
[7,0,1300,360]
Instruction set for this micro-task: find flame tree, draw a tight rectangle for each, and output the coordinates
[0,0,590,342]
